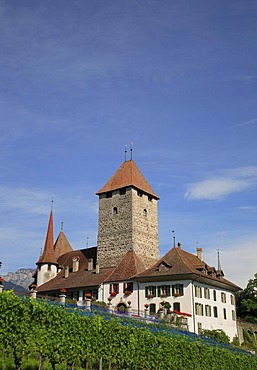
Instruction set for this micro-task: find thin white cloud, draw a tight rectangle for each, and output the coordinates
[184,166,257,201]
[229,118,257,129]
[236,206,257,212]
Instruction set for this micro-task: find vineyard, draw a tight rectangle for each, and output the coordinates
[0,291,257,370]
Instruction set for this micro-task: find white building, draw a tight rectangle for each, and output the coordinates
[34,156,240,340]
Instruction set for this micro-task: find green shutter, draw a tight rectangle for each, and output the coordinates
[167,285,171,296]
[145,287,148,298]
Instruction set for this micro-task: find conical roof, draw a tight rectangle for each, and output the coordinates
[96,160,159,199]
[37,210,58,265]
[54,230,73,259]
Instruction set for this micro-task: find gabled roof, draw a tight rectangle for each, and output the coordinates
[54,231,73,259]
[105,251,146,282]
[36,247,115,292]
[135,246,241,291]
[96,160,159,199]
[37,211,58,265]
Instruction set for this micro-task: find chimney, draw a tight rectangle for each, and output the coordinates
[196,247,203,261]
[88,258,93,271]
[95,263,99,274]
[72,257,79,272]
[64,266,69,278]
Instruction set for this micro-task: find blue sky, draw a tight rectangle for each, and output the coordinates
[0,0,256,288]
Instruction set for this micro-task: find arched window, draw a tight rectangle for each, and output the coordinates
[113,207,118,215]
[143,208,147,216]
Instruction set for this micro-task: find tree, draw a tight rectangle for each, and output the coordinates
[236,273,257,323]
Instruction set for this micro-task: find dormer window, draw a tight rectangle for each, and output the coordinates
[106,191,112,198]
[137,189,143,197]
[148,195,152,202]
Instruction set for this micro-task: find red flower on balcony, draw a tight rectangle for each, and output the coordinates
[124,290,132,296]
[0,276,5,283]
[144,303,149,308]
[110,291,117,297]
[60,288,66,293]
[85,292,92,299]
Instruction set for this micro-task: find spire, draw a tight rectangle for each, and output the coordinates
[216,247,224,278]
[217,247,221,271]
[37,207,58,265]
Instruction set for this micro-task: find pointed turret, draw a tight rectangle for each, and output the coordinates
[36,208,58,287]
[37,210,57,265]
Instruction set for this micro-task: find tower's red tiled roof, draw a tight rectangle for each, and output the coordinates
[54,231,73,259]
[37,211,58,265]
[96,160,159,199]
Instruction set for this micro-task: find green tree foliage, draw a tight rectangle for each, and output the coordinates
[201,329,230,344]
[236,273,257,323]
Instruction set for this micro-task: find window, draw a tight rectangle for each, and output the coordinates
[150,303,156,314]
[123,282,133,293]
[148,195,152,202]
[158,285,171,297]
[205,305,211,317]
[145,286,156,298]
[172,284,184,297]
[232,310,236,321]
[109,283,119,294]
[173,302,180,312]
[204,288,210,299]
[223,308,227,320]
[119,188,126,195]
[137,190,143,197]
[213,290,217,301]
[47,264,51,271]
[230,295,235,305]
[106,191,112,198]
[221,292,226,303]
[143,208,147,216]
[195,303,203,316]
[213,306,218,318]
[113,207,118,215]
[195,285,202,298]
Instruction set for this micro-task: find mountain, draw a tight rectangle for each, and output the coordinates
[3,268,34,291]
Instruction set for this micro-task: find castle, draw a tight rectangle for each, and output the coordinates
[34,156,240,340]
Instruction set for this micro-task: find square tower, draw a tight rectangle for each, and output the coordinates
[96,160,160,268]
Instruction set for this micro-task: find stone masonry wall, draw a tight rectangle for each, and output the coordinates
[131,188,159,268]
[96,186,160,269]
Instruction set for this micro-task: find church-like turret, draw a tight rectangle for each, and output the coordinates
[96,158,160,269]
[36,207,58,286]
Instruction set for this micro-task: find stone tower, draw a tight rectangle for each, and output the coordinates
[96,159,160,269]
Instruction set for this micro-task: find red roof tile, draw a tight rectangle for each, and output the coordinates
[96,160,159,199]
[36,247,115,292]
[135,246,241,290]
[54,231,73,259]
[105,251,146,282]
